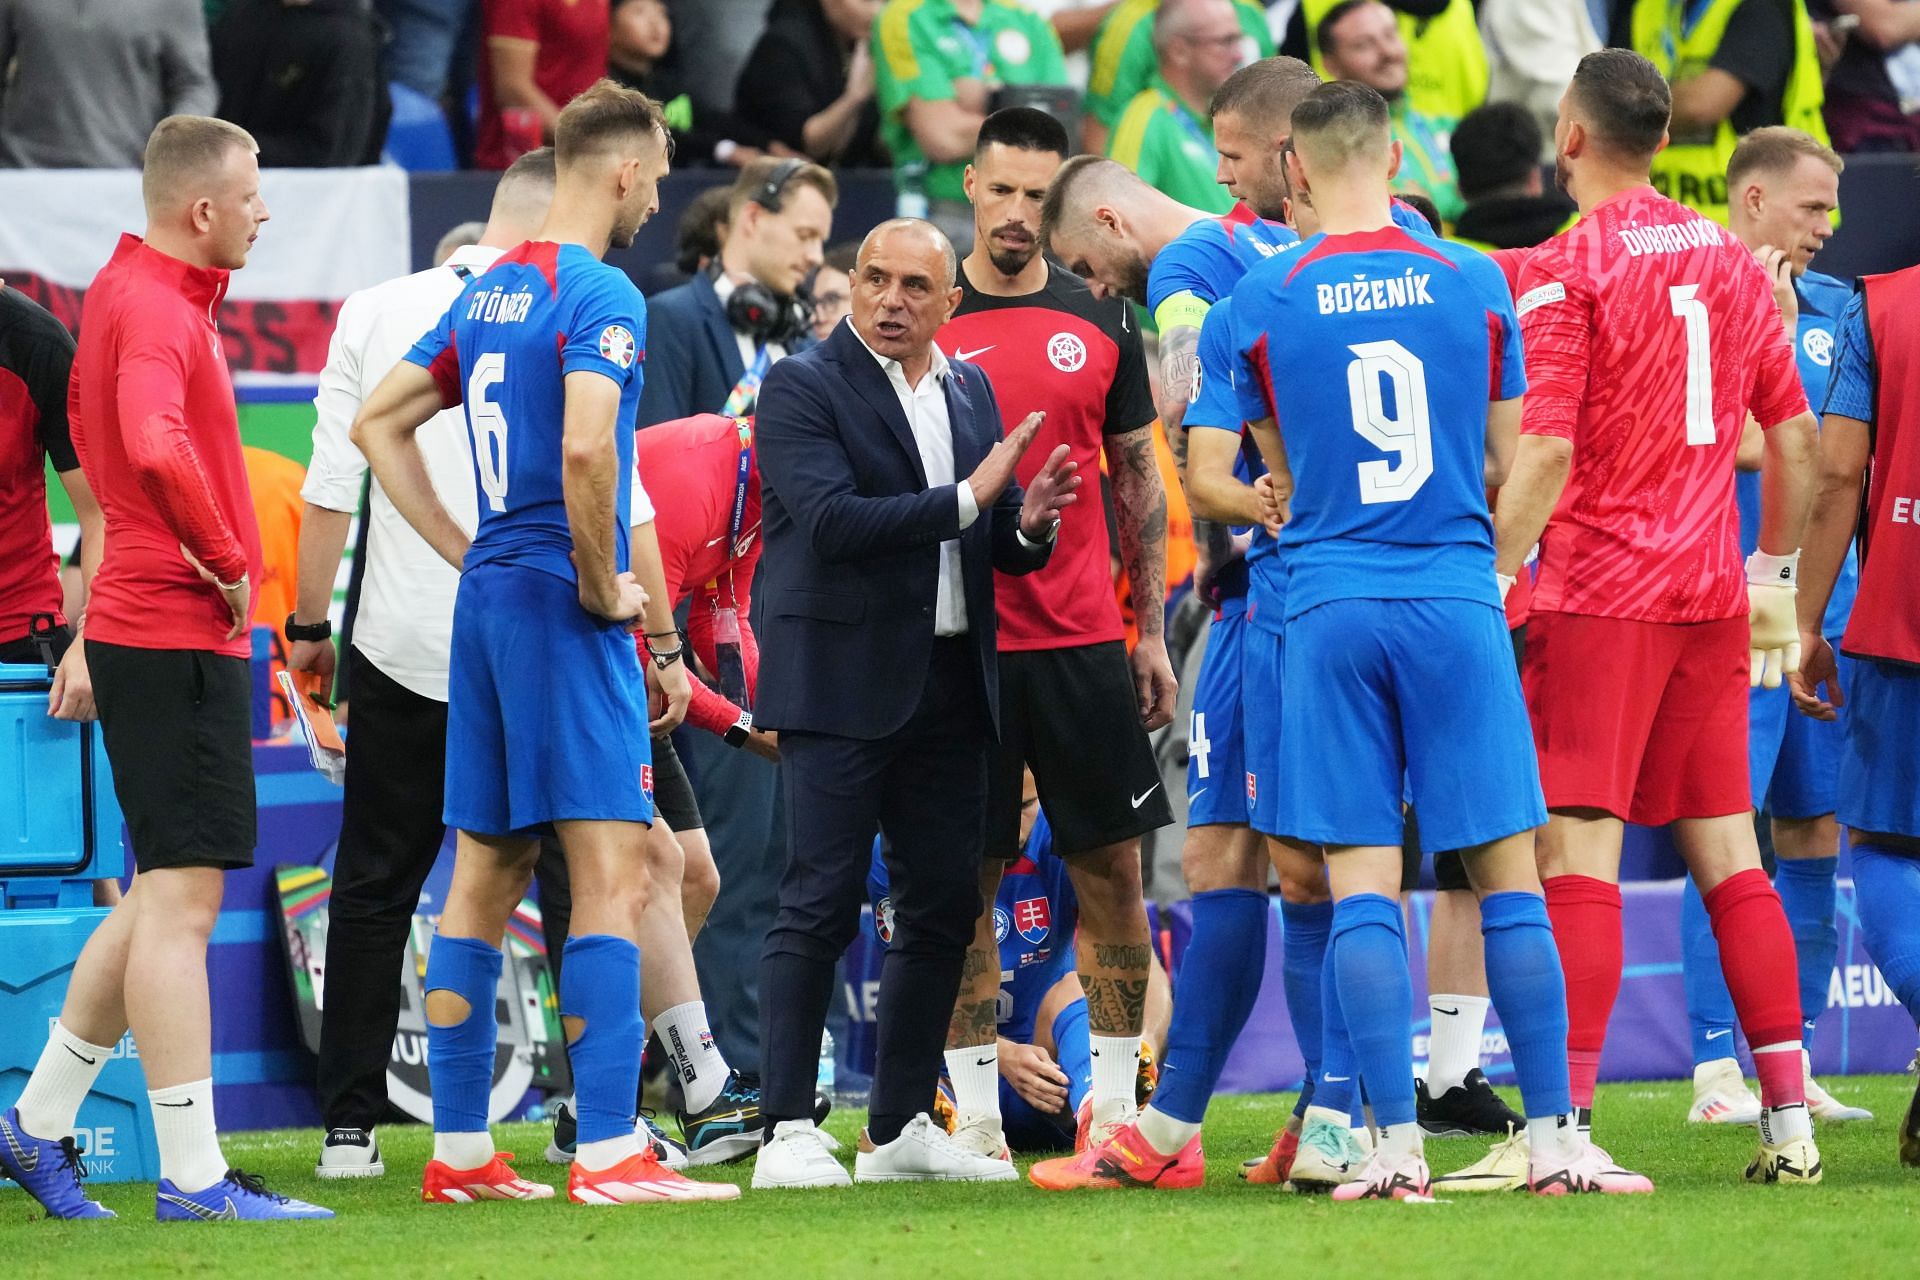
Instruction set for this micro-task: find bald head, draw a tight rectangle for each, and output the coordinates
[851,218,961,371]
[858,218,957,291]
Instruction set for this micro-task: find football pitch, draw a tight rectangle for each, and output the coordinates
[8,1077,1917,1279]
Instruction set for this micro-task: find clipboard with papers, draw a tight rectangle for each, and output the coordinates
[278,669,345,784]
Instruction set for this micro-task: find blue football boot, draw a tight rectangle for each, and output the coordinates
[155,1168,334,1221]
[0,1107,115,1219]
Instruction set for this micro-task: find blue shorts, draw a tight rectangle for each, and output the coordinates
[1748,646,1847,818]
[1186,600,1250,827]
[1241,620,1285,837]
[1837,655,1920,839]
[1278,598,1545,850]
[444,564,655,836]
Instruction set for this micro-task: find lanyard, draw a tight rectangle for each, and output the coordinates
[951,16,994,80]
[723,345,772,418]
[708,419,755,709]
[1166,93,1210,154]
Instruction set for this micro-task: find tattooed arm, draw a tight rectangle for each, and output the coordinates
[1158,316,1234,599]
[1106,423,1175,731]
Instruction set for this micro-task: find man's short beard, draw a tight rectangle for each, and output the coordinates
[1553,154,1572,195]
[989,244,1036,276]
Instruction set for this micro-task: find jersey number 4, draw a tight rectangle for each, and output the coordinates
[1669,284,1715,445]
[468,352,510,511]
[1347,340,1433,505]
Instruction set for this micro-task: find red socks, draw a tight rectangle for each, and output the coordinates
[1703,868,1807,1109]
[1544,874,1623,1109]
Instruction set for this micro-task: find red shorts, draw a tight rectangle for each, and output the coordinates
[1522,612,1750,826]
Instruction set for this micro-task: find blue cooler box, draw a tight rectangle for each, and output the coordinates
[0,664,154,1186]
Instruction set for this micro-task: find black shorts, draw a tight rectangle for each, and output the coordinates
[989,641,1173,858]
[651,732,701,833]
[88,640,255,871]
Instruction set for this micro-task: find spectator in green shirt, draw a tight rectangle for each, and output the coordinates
[873,0,1069,249]
[1106,0,1247,214]
[1083,0,1273,152]
[1318,0,1464,225]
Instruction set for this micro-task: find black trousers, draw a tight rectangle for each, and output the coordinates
[316,648,450,1131]
[758,638,990,1142]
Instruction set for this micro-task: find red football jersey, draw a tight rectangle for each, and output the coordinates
[939,263,1155,651]
[1516,187,1807,624]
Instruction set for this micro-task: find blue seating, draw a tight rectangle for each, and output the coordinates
[383,81,458,172]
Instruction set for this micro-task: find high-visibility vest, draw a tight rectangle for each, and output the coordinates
[1303,0,1487,123]
[1632,0,1829,223]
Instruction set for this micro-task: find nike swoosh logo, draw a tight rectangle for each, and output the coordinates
[1187,787,1208,803]
[1130,784,1161,809]
[64,1045,98,1066]
[953,345,996,362]
[2,1122,40,1172]
[1705,1029,1731,1040]
[155,1099,195,1108]
[1433,1006,1459,1016]
[1324,1075,1350,1083]
[975,1057,994,1068]
[705,535,727,547]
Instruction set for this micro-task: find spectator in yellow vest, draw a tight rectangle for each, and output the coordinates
[1318,0,1465,223]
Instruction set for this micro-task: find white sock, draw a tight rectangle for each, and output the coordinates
[16,1023,114,1139]
[1526,1113,1579,1161]
[148,1078,227,1193]
[1424,994,1490,1094]
[1134,1105,1199,1154]
[1759,1102,1813,1145]
[944,1044,1002,1120]
[432,1130,495,1170]
[1088,1034,1140,1122]
[653,1001,731,1113]
[576,1132,644,1172]
[1376,1121,1423,1163]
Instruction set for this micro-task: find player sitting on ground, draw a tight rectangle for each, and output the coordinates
[1493,50,1826,1186]
[1231,80,1645,1200]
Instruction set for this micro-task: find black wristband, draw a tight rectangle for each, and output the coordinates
[285,613,332,642]
[648,644,686,670]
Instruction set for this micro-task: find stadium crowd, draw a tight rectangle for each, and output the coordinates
[0,0,1918,1229]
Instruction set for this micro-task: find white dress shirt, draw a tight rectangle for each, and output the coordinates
[305,244,655,701]
[850,325,979,636]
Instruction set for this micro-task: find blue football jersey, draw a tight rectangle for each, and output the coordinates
[869,812,1078,1046]
[1734,268,1856,634]
[1226,227,1526,621]
[1187,297,1287,632]
[1145,204,1297,314]
[407,241,648,584]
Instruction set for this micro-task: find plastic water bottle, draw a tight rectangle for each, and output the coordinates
[817,1027,836,1100]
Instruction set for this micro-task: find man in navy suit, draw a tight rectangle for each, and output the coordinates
[635,156,836,1084]
[749,218,1079,1189]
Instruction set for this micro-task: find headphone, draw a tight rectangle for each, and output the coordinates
[720,158,816,348]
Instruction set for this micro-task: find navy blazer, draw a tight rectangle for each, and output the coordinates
[634,272,742,427]
[753,321,1052,741]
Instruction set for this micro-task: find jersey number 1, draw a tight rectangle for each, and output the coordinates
[1669,284,1714,445]
[467,352,510,511]
[1347,340,1433,505]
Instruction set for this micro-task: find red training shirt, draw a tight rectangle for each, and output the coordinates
[637,413,763,737]
[0,287,78,643]
[71,235,262,658]
[939,262,1156,651]
[1515,187,1807,624]
[476,0,611,170]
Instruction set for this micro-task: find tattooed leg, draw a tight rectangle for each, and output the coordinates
[1068,841,1152,1036]
[947,859,1008,1049]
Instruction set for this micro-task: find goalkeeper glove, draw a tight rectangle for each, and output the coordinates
[1746,549,1801,689]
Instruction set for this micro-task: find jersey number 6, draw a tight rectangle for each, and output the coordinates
[1347,340,1433,505]
[467,351,510,512]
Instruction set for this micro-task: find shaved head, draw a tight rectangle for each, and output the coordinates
[1039,155,1153,256]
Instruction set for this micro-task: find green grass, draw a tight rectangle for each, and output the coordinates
[7,1077,1917,1278]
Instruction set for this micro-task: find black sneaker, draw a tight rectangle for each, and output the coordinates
[547,1098,692,1169]
[1417,1069,1524,1137]
[314,1126,384,1178]
[677,1071,766,1167]
[546,1100,578,1164]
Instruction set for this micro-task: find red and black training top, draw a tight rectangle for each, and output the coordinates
[0,287,79,645]
[939,262,1155,652]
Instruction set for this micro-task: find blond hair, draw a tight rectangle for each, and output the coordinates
[1728,126,1844,190]
[142,115,258,211]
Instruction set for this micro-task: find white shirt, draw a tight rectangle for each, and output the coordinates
[711,272,788,377]
[304,244,657,701]
[850,325,979,637]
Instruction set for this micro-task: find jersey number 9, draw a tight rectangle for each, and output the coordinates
[468,352,510,512]
[1347,340,1433,505]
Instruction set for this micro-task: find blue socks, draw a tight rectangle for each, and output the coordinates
[1776,856,1839,1042]
[1851,844,1920,1024]
[1315,927,1358,1121]
[559,934,643,1144]
[1680,877,1739,1064]
[424,934,504,1136]
[1152,889,1269,1124]
[1331,894,1415,1129]
[1280,898,1332,1094]
[1051,998,1093,1115]
[1480,891,1572,1120]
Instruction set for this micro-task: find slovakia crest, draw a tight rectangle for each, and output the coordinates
[1013,897,1051,945]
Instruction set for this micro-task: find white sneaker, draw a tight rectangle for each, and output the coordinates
[750,1120,850,1190]
[1286,1108,1366,1193]
[1688,1057,1762,1125]
[1803,1052,1873,1122]
[316,1127,385,1179]
[854,1113,1020,1183]
[948,1112,1012,1162]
